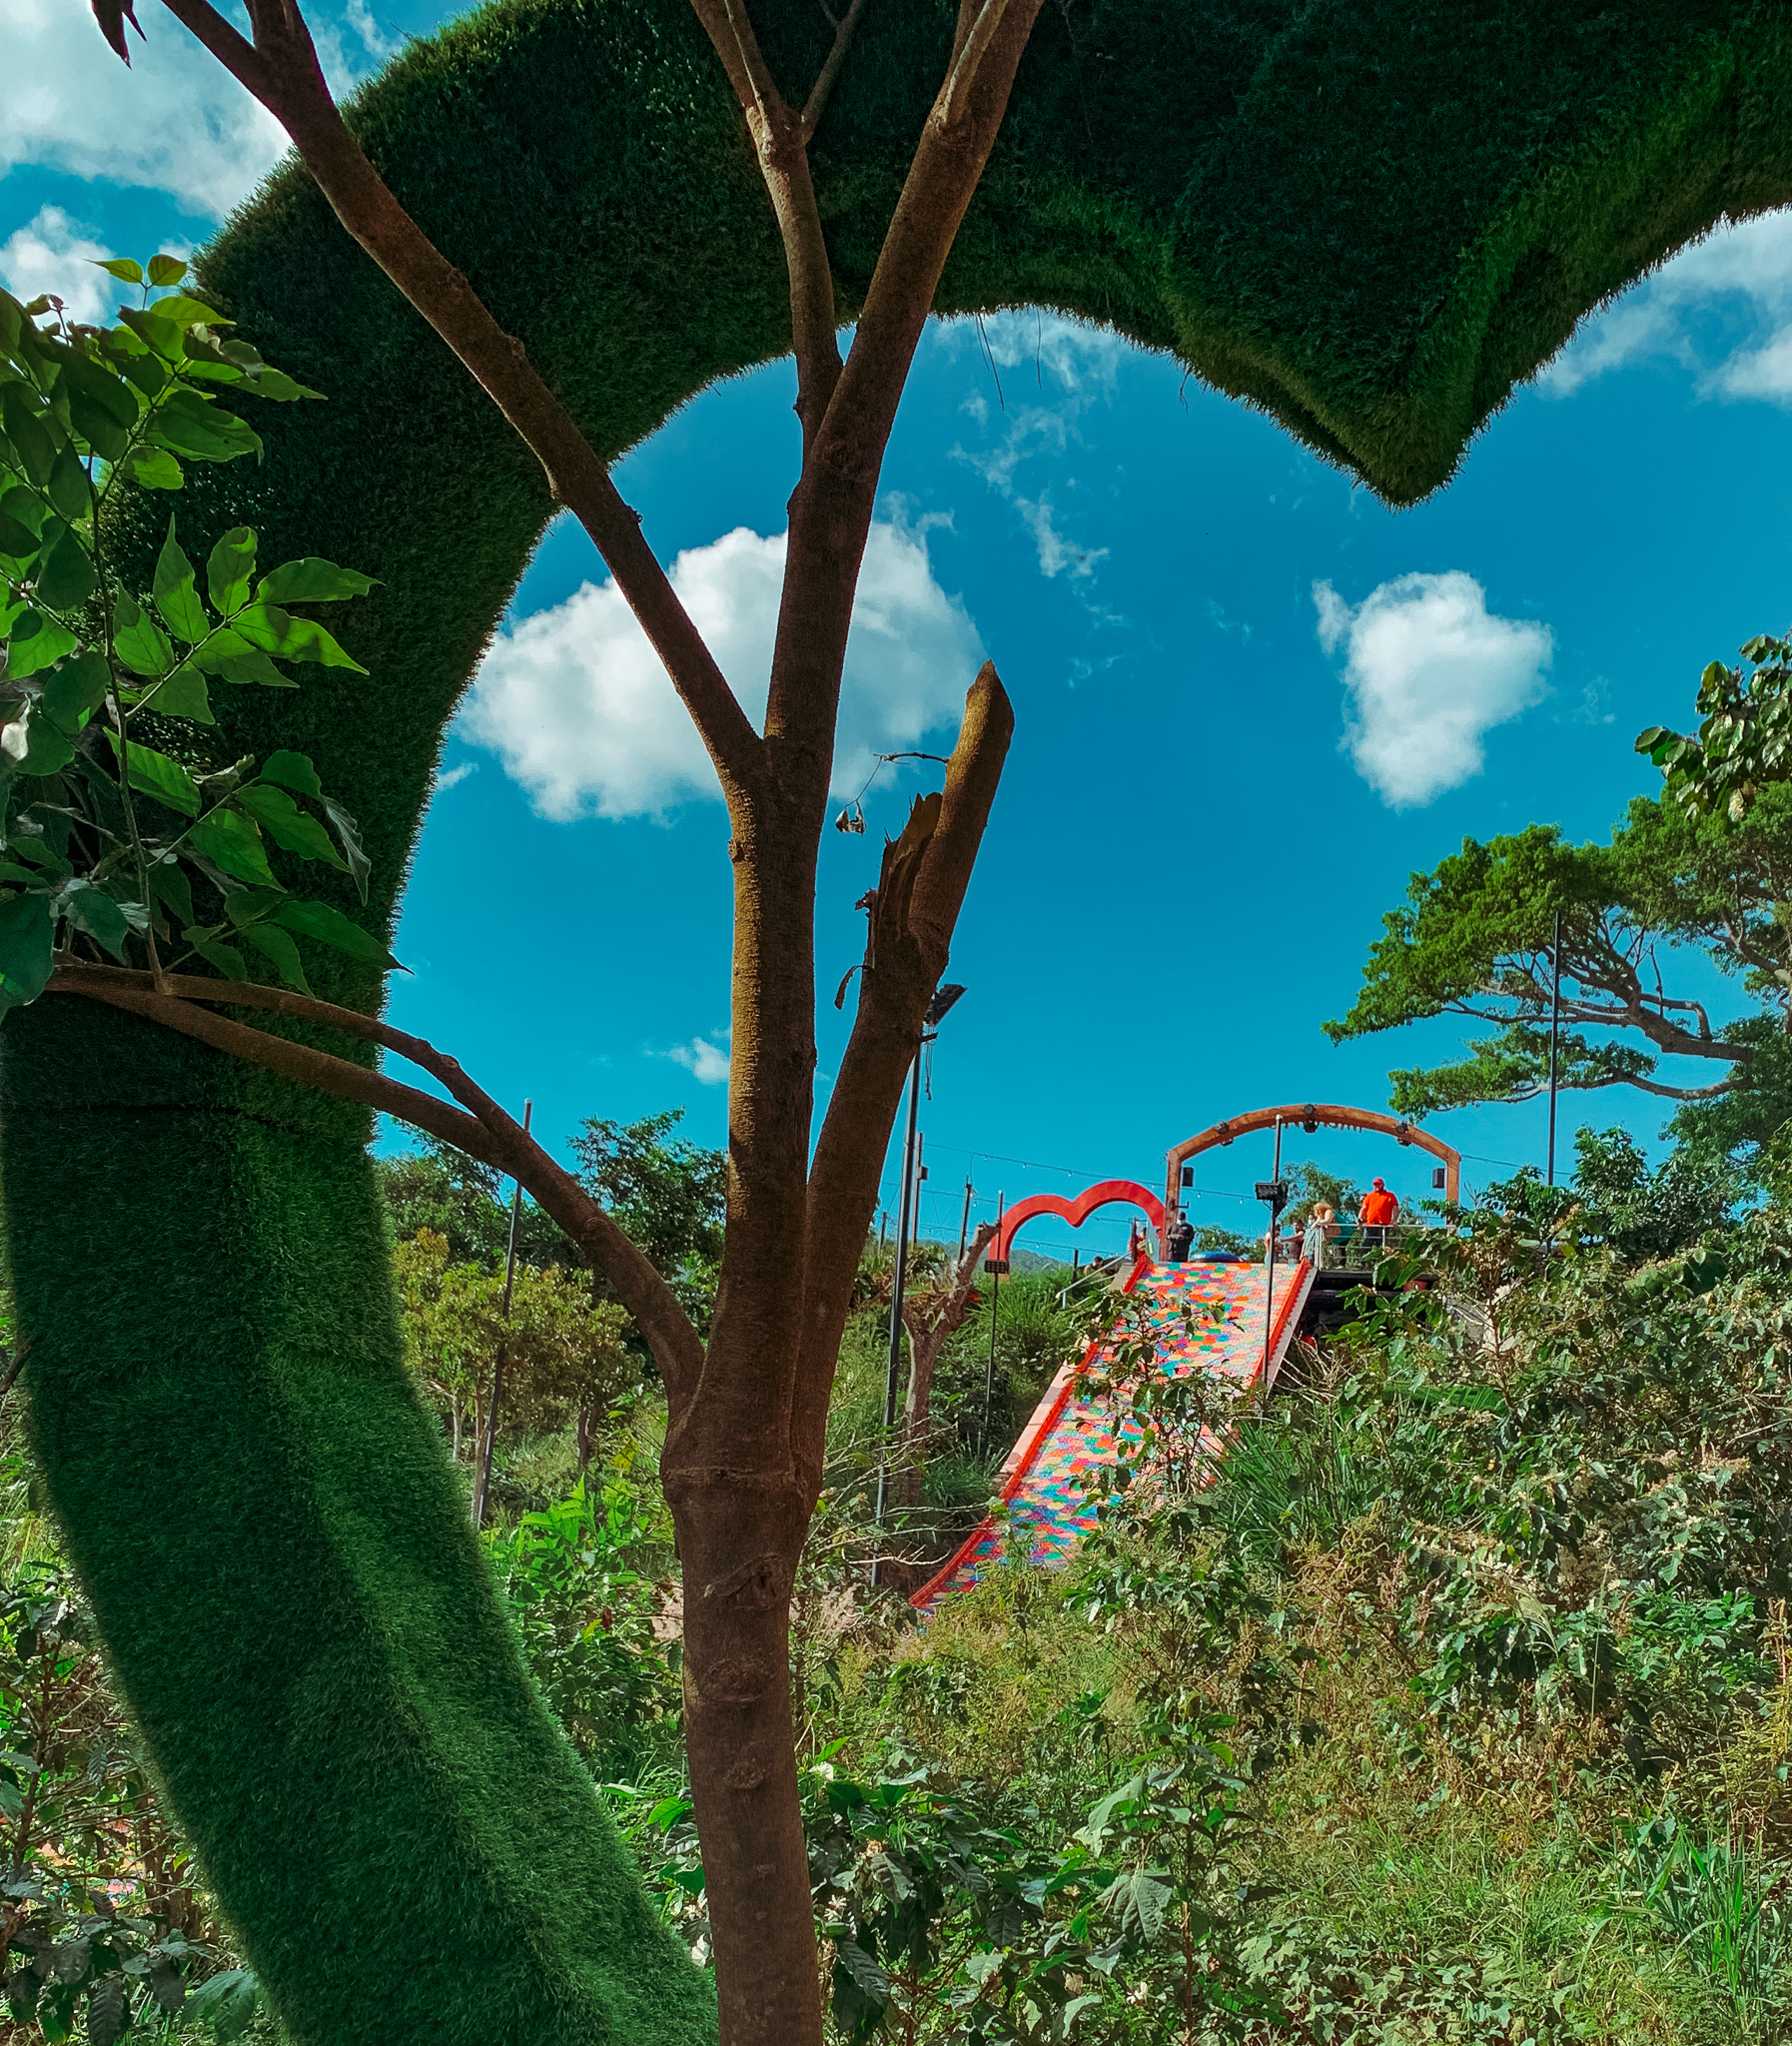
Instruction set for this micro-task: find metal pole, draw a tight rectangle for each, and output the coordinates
[1263,1117,1282,1386]
[982,1190,1004,1455]
[1546,907,1563,1187]
[875,1049,925,1536]
[958,1176,974,1259]
[473,1099,531,1531]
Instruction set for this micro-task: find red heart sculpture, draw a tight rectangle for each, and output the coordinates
[991,1180,1167,1268]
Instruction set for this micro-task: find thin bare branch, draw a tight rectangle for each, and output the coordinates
[151,0,765,804]
[763,0,1043,755]
[47,966,705,1406]
[800,0,869,139]
[689,0,843,446]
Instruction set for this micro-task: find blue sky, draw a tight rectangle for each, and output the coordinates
[11,0,1792,1260]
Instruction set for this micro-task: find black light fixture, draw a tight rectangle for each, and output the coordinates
[1180,1165,1194,1188]
[1254,1179,1289,1215]
[926,983,967,1028]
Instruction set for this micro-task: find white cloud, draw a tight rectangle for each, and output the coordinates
[668,1035,730,1086]
[0,0,395,218]
[460,513,987,822]
[1315,571,1553,807]
[432,761,477,793]
[0,208,126,327]
[945,312,1120,582]
[1542,210,1792,402]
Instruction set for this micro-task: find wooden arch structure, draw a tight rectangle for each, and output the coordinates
[1164,1103,1461,1213]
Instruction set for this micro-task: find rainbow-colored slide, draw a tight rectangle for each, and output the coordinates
[910,1257,1313,1612]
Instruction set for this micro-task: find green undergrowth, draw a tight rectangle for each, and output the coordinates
[758,1204,1792,2043]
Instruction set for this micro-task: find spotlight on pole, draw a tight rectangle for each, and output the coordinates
[926,983,967,1027]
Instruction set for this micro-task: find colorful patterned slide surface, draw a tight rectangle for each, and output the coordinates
[910,1257,1314,1612]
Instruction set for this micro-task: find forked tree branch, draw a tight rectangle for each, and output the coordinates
[143,0,766,805]
[46,964,705,1407]
[689,0,843,448]
[801,0,869,138]
[762,0,1043,758]
[790,662,1013,1493]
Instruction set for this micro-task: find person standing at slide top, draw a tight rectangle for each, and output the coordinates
[1357,1177,1399,1252]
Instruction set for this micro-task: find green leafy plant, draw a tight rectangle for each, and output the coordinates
[0,267,392,1007]
[0,1566,261,2042]
[484,1476,680,1776]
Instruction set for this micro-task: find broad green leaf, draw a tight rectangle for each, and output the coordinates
[96,259,144,285]
[322,796,371,901]
[147,855,193,927]
[148,662,215,723]
[46,445,90,523]
[234,783,344,867]
[233,601,365,671]
[243,367,322,403]
[238,921,312,995]
[116,305,186,363]
[190,632,292,687]
[101,730,200,816]
[152,295,227,330]
[271,897,400,968]
[0,387,56,487]
[256,558,376,605]
[189,805,277,885]
[206,527,257,615]
[113,592,174,679]
[148,850,193,924]
[152,518,208,642]
[4,702,75,777]
[66,391,129,462]
[146,255,187,288]
[60,348,139,431]
[63,881,132,962]
[110,346,168,400]
[180,926,249,982]
[0,485,44,533]
[41,651,110,730]
[0,511,39,563]
[147,389,261,465]
[34,526,96,611]
[86,1975,125,2046]
[186,1968,259,2043]
[3,609,77,678]
[4,831,73,875]
[118,445,181,490]
[0,892,53,1012]
[258,749,322,798]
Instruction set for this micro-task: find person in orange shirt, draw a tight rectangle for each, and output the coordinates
[1357,1177,1399,1250]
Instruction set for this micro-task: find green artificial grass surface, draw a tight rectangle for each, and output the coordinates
[11,1,1792,2039]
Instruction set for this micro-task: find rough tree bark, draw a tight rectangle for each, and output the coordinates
[92,0,1043,2038]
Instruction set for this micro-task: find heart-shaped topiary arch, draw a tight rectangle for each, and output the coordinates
[9,1,1792,2040]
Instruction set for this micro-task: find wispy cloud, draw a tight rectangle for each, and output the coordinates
[0,208,131,327]
[432,761,477,794]
[946,313,1120,584]
[667,1034,730,1086]
[460,512,985,822]
[1,0,396,218]
[1542,212,1792,403]
[1315,571,1553,807]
